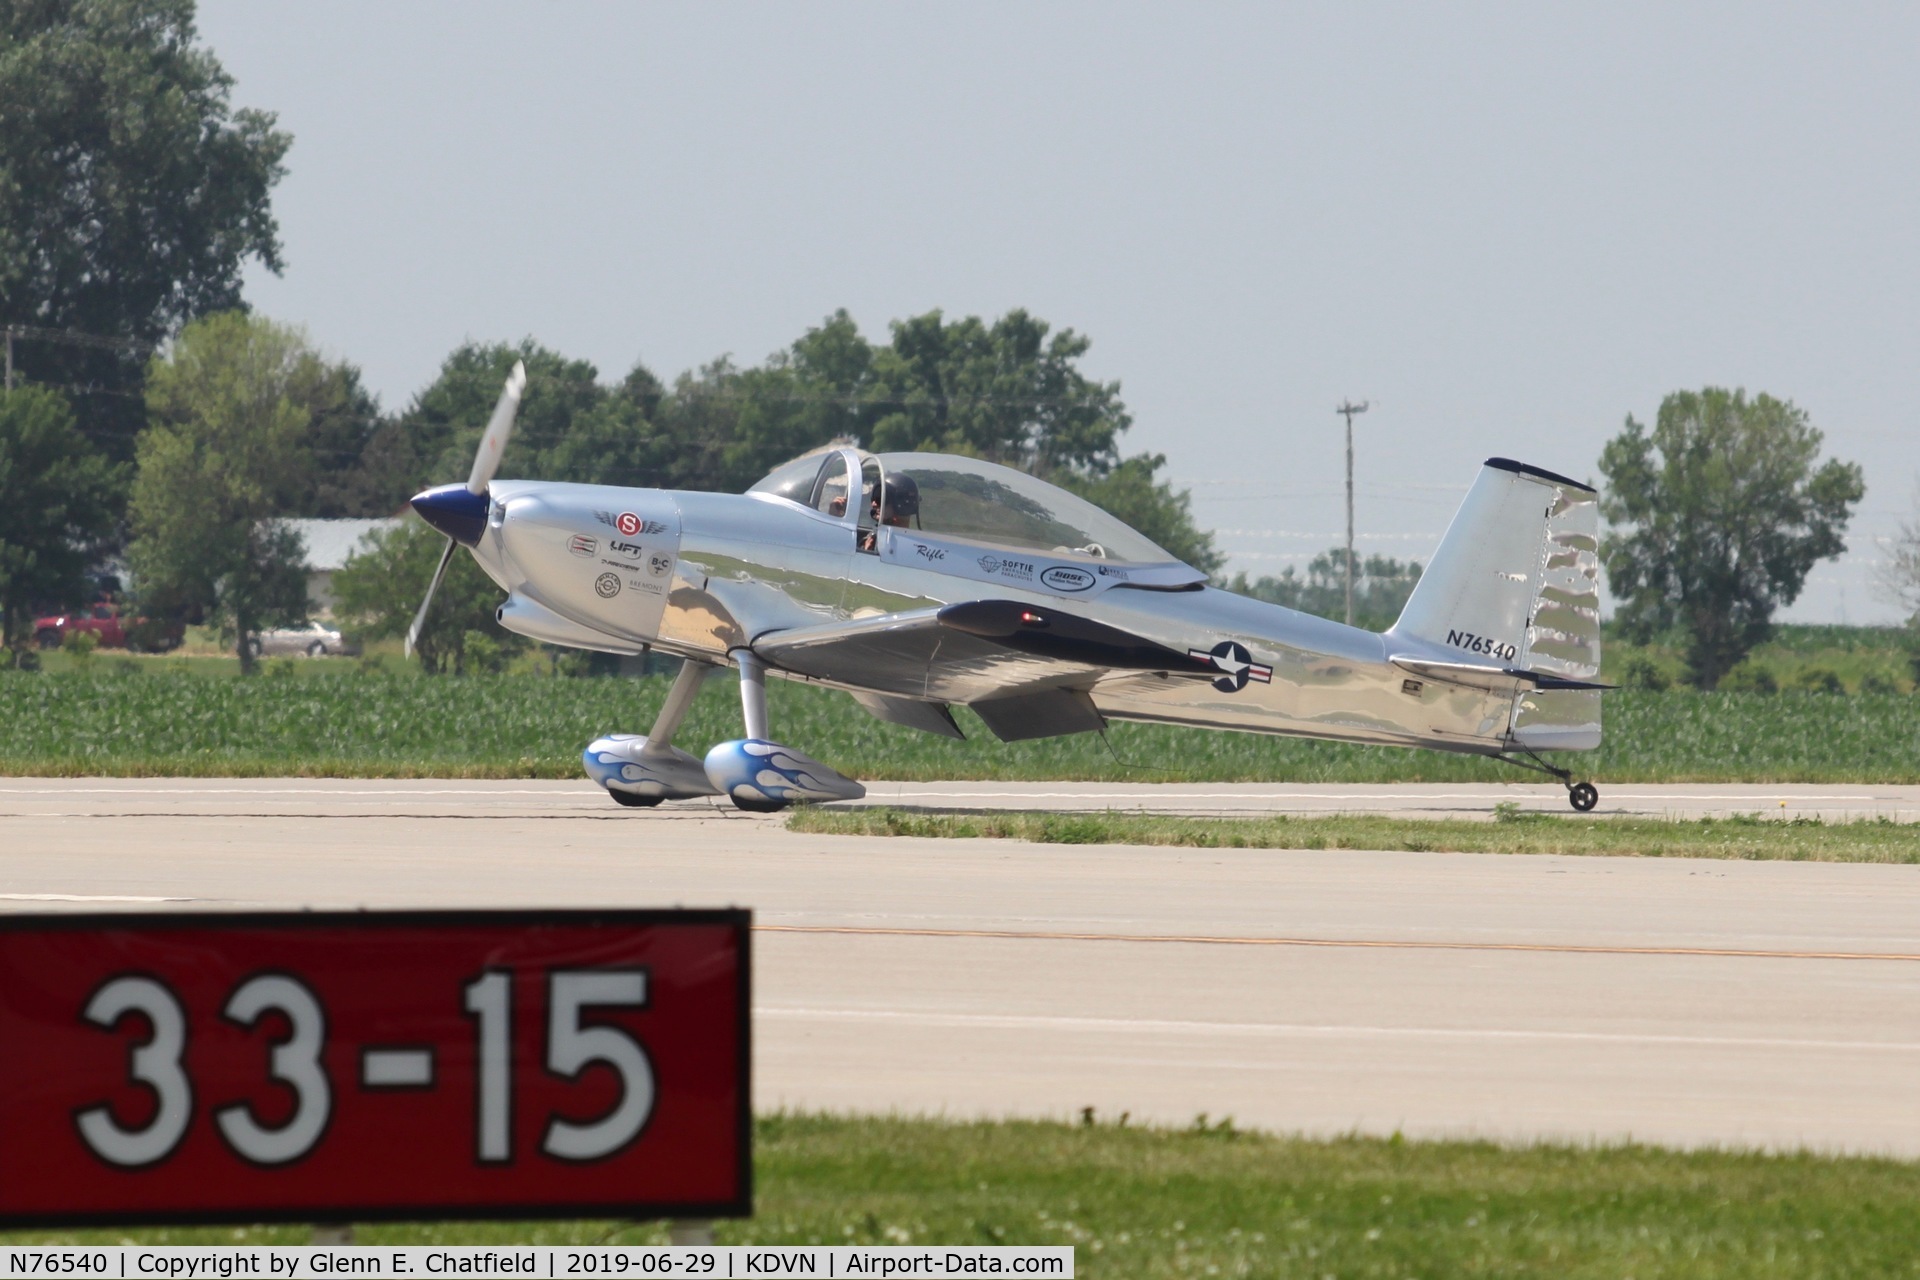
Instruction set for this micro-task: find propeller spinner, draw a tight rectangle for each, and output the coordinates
[405,361,526,658]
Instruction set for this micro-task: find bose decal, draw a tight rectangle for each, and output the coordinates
[1040,566,1095,592]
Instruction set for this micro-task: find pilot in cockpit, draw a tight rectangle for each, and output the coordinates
[877,474,919,528]
[858,474,921,552]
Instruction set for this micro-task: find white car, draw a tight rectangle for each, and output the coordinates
[247,621,356,658]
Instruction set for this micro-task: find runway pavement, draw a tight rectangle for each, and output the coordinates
[4,777,1917,820]
[4,778,1920,1158]
[855,779,1920,821]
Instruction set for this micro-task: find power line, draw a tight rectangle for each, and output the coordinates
[4,325,156,393]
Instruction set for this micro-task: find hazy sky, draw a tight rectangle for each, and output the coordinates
[197,2,1918,623]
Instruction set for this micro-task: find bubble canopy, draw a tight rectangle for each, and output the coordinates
[748,450,1183,567]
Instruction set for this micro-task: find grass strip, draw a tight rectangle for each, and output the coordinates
[787,805,1920,862]
[6,1113,1920,1277]
[3,670,1918,783]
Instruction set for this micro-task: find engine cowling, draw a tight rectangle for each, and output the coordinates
[495,595,642,654]
[489,487,681,649]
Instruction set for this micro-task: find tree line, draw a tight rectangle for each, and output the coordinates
[0,304,1223,671]
[0,0,1900,687]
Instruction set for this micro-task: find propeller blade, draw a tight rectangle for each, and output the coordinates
[406,536,459,659]
[466,360,527,495]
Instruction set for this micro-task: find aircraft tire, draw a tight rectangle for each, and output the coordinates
[730,796,790,814]
[1568,782,1598,812]
[609,790,663,808]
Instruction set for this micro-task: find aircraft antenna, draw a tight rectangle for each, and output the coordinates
[1335,399,1371,626]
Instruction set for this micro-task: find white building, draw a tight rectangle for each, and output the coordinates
[284,517,404,617]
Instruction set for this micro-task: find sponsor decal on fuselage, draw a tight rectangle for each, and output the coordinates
[648,552,673,577]
[1188,639,1272,694]
[977,555,1035,581]
[913,543,946,561]
[594,510,669,536]
[568,534,596,558]
[1040,565,1096,592]
[607,539,645,559]
[593,572,622,599]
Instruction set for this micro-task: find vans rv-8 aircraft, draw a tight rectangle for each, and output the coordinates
[408,364,1610,813]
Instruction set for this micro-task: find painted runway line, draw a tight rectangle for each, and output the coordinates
[756,922,1920,963]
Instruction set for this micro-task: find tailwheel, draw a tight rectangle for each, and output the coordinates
[1567,782,1599,812]
[610,790,662,809]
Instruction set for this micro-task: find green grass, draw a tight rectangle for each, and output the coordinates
[6,1114,1920,1277]
[1604,623,1916,693]
[789,806,1920,862]
[1,667,1917,782]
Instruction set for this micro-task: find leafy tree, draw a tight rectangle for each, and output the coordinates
[330,518,522,675]
[1061,454,1222,574]
[390,340,665,493]
[1876,481,1920,625]
[292,363,391,517]
[685,309,1218,566]
[0,386,122,663]
[647,357,747,492]
[1226,549,1424,632]
[128,312,326,672]
[650,352,857,496]
[538,367,663,490]
[384,311,1223,576]
[864,309,1127,475]
[1878,484,1920,686]
[0,0,290,458]
[1598,388,1864,690]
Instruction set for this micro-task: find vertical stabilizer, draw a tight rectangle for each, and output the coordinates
[1388,458,1601,678]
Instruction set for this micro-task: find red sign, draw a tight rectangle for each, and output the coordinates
[615,512,642,536]
[0,910,750,1227]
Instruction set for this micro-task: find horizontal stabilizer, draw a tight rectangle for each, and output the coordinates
[1527,673,1617,692]
[1391,656,1615,694]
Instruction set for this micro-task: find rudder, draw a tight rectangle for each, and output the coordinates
[1388,458,1602,742]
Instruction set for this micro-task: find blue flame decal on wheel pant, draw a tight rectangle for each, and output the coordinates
[701,739,866,805]
[582,735,718,798]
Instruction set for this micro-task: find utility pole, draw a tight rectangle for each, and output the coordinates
[1335,400,1369,626]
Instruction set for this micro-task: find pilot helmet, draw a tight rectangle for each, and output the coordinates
[881,473,920,519]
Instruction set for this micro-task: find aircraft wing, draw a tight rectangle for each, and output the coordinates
[750,599,1216,729]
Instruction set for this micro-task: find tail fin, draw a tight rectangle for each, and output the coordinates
[1389,458,1601,681]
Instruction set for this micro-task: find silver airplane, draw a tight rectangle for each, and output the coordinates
[408,364,1609,813]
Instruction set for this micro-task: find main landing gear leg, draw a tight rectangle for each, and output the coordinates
[651,656,716,749]
[1494,749,1600,813]
[736,648,769,741]
[582,658,722,807]
[724,651,782,813]
[700,648,866,812]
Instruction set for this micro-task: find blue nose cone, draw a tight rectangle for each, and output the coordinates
[411,483,490,546]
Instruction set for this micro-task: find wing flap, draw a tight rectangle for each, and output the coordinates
[848,690,966,739]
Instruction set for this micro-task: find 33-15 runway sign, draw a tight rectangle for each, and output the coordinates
[0,910,750,1226]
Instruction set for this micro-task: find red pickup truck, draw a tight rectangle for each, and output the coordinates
[33,602,183,653]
